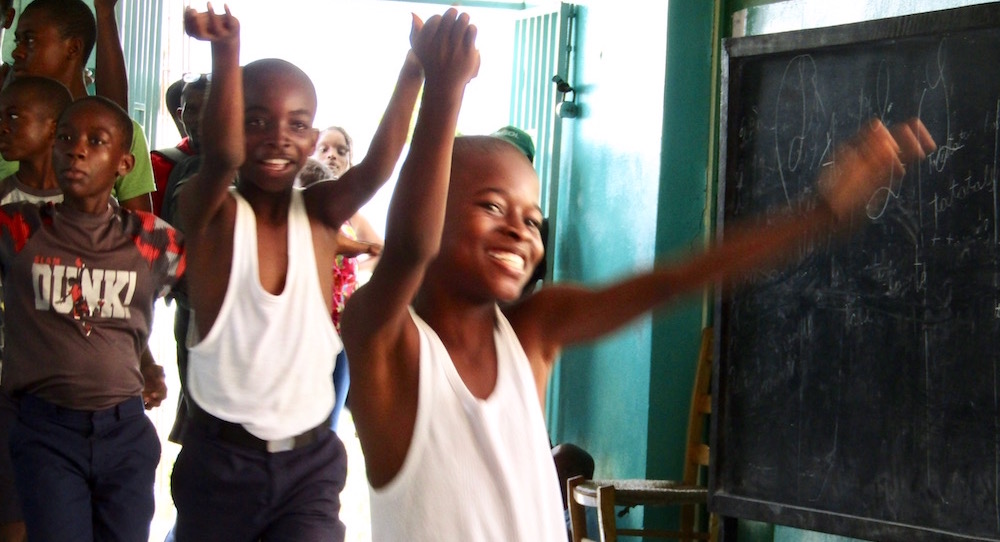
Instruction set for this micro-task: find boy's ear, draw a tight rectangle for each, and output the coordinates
[65,36,84,64]
[44,118,57,141]
[117,152,136,178]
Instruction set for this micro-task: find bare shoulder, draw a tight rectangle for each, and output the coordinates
[301,172,358,230]
[504,288,574,367]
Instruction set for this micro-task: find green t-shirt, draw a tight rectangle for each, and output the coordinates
[0,119,155,203]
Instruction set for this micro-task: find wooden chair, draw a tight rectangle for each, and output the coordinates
[568,327,716,542]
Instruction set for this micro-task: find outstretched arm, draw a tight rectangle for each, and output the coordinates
[306,49,424,229]
[94,0,128,111]
[514,118,937,361]
[177,4,243,236]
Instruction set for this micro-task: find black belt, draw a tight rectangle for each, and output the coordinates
[187,400,329,453]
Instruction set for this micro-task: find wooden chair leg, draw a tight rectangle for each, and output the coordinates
[567,475,588,542]
[595,484,617,542]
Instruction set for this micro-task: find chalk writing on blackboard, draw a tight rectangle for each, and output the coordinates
[712,5,1000,542]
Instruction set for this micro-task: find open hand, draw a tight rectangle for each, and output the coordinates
[184,3,239,43]
[818,118,936,220]
[410,8,480,88]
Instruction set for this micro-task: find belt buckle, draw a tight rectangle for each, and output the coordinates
[266,437,295,453]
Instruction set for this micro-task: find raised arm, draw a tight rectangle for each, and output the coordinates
[342,9,479,352]
[340,9,479,489]
[514,118,937,361]
[305,48,424,229]
[177,5,243,236]
[94,0,128,110]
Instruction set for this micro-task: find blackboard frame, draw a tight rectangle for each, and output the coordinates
[710,4,1000,542]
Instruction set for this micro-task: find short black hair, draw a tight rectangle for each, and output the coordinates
[298,157,333,187]
[453,134,514,160]
[23,0,98,63]
[166,78,184,115]
[181,74,210,103]
[243,58,317,110]
[61,95,133,152]
[2,76,73,120]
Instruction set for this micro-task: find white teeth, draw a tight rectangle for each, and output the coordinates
[489,251,525,270]
[262,159,290,166]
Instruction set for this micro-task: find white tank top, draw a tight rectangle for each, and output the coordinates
[369,307,566,541]
[187,189,340,441]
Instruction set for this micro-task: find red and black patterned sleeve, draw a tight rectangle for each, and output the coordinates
[0,203,43,277]
[128,209,186,297]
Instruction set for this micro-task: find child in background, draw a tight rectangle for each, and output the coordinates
[0,0,20,185]
[8,0,155,212]
[340,71,935,540]
[171,5,435,539]
[310,125,384,273]
[0,95,184,542]
[313,125,352,178]
[0,74,73,542]
[310,126,382,431]
[165,77,187,139]
[0,77,73,204]
[152,75,208,217]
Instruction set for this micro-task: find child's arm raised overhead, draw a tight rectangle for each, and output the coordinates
[94,0,128,111]
[341,8,479,488]
[174,5,241,339]
[510,118,937,366]
[305,46,424,229]
[177,4,243,237]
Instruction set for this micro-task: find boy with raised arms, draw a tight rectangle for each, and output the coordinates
[170,5,474,540]
[340,66,936,542]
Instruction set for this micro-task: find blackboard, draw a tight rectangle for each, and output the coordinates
[710,4,1000,542]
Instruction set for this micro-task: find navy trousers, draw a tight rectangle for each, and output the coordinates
[0,392,20,524]
[171,415,348,542]
[9,394,159,542]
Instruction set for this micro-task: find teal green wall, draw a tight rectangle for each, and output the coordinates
[549,4,669,499]
[551,0,991,539]
[547,0,717,533]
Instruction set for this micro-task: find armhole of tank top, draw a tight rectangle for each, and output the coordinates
[372,309,433,496]
[289,190,334,331]
[492,306,546,418]
[188,192,245,350]
[287,190,310,289]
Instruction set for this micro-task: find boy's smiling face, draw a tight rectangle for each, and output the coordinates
[0,86,57,162]
[240,64,319,192]
[53,101,134,206]
[438,140,545,303]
